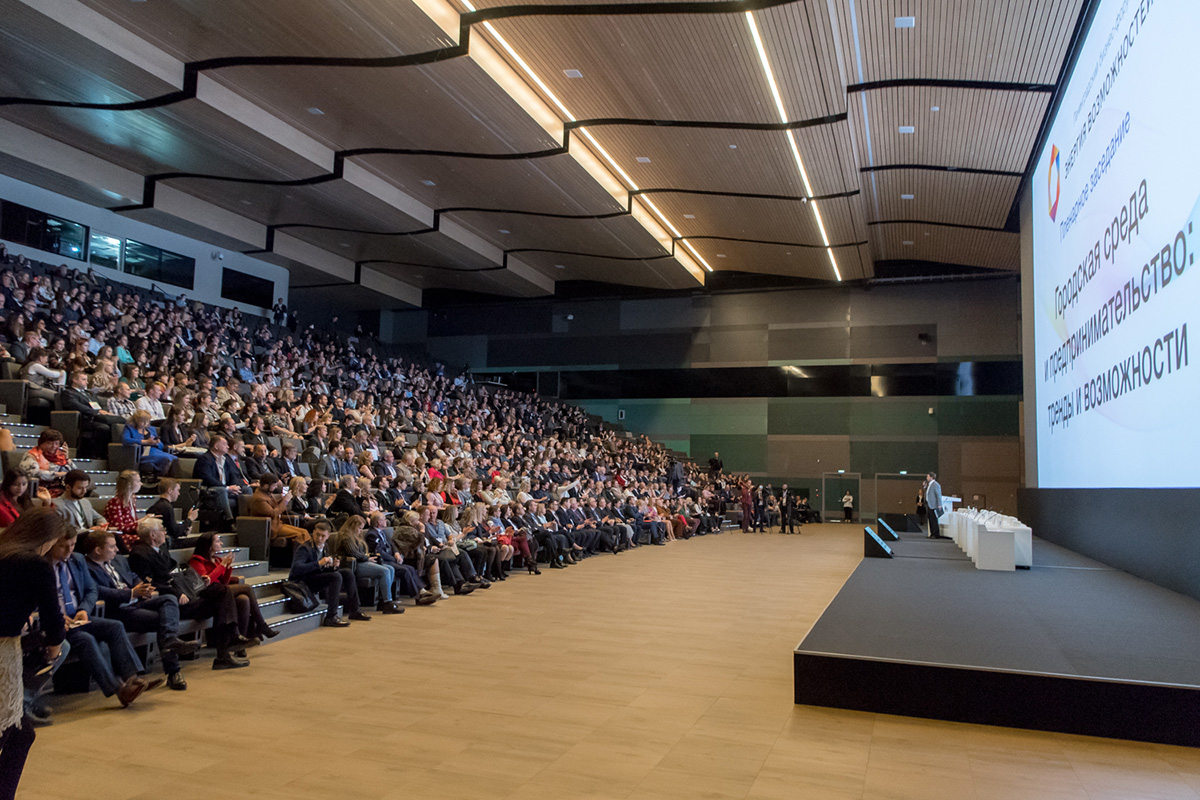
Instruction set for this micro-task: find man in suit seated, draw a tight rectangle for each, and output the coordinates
[241,443,271,483]
[317,444,357,484]
[83,530,197,690]
[193,435,242,523]
[288,520,371,627]
[46,530,160,707]
[269,442,303,480]
[58,370,123,458]
[364,510,436,606]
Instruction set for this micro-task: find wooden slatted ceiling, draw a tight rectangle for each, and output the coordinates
[0,98,325,184]
[78,0,454,62]
[871,222,1020,271]
[162,177,429,237]
[829,0,1085,85]
[0,3,177,104]
[514,250,704,290]
[446,212,669,260]
[848,86,1050,173]
[290,226,498,272]
[352,152,627,219]
[486,12,831,124]
[210,59,562,155]
[651,193,822,246]
[587,125,855,200]
[693,237,867,281]
[757,2,847,118]
[866,170,1019,229]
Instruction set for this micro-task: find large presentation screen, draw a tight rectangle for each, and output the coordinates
[1031,0,1200,489]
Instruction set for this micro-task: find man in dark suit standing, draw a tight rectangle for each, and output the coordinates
[780,484,799,534]
[84,530,197,690]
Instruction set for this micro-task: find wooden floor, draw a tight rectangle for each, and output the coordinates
[22,524,1200,799]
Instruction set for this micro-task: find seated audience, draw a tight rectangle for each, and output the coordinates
[83,529,197,691]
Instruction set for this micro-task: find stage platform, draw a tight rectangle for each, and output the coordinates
[794,529,1200,745]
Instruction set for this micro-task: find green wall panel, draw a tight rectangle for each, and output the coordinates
[767,399,851,436]
[691,434,766,473]
[848,401,939,437]
[849,441,939,476]
[936,397,1020,436]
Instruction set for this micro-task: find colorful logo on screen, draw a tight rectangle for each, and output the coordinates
[1047,145,1061,221]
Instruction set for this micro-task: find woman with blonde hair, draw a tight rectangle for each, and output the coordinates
[104,470,145,553]
[333,515,402,614]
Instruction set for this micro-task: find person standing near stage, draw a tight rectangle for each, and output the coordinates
[925,472,945,539]
[780,484,798,534]
[708,452,723,479]
[842,491,854,522]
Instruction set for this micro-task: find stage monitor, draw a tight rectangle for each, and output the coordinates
[1030,0,1200,489]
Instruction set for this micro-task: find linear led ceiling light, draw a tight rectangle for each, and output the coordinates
[745,11,842,282]
[452,0,711,277]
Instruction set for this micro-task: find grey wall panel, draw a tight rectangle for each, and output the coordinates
[619,296,711,331]
[767,327,851,362]
[1020,488,1200,602]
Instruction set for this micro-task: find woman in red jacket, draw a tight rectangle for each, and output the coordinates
[188,533,277,650]
[0,469,52,527]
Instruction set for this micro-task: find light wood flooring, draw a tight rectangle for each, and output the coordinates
[21,524,1200,799]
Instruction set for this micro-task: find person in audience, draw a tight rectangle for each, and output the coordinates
[134,381,166,421]
[83,529,197,691]
[103,381,135,420]
[18,348,65,405]
[54,470,107,536]
[242,443,271,483]
[327,474,364,518]
[144,477,198,544]
[270,442,302,479]
[103,470,145,552]
[0,507,69,798]
[193,435,241,523]
[363,510,434,605]
[423,504,485,594]
[0,469,52,527]
[122,410,177,477]
[188,532,277,646]
[57,370,119,458]
[333,515,403,614]
[46,526,160,707]
[19,430,73,498]
[288,520,370,627]
[160,405,202,456]
[126,518,247,670]
[247,473,310,544]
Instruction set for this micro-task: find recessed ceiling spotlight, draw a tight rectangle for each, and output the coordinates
[339,242,350,247]
[563,69,583,78]
[729,144,738,149]
[898,125,915,134]
[306,107,324,115]
[413,274,423,279]
[895,16,915,28]
[498,229,510,234]
[902,240,915,245]
[554,264,566,269]
[683,214,696,219]
[716,254,727,258]
[240,199,252,205]
[901,194,915,200]
[636,156,651,163]
[421,180,436,186]
[931,106,940,112]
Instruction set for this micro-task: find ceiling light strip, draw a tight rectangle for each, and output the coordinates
[464,0,710,273]
[746,11,842,282]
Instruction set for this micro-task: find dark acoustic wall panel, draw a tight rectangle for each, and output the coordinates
[1019,489,1200,603]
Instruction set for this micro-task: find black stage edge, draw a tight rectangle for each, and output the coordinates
[795,534,1200,746]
